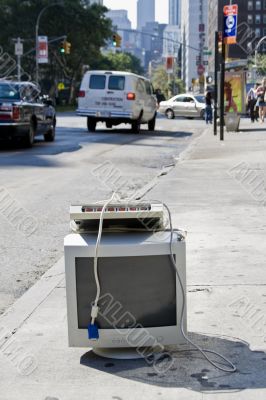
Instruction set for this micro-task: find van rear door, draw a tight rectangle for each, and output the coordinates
[82,73,126,117]
[103,74,126,116]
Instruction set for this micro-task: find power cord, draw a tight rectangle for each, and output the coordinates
[88,192,117,340]
[161,201,236,373]
[85,195,236,372]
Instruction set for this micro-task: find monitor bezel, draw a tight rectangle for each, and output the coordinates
[64,232,187,348]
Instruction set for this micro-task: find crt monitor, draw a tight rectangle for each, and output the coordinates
[64,231,187,349]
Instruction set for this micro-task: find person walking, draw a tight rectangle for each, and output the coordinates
[205,91,213,124]
[155,89,166,105]
[247,84,258,122]
[256,79,266,123]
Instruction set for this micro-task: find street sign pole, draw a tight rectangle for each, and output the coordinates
[17,39,21,82]
[220,37,225,141]
[13,37,24,82]
[214,31,219,136]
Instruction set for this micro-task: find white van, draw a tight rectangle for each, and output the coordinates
[77,71,157,133]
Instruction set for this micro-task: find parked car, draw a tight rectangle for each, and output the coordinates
[158,94,206,120]
[0,81,56,147]
[77,70,157,133]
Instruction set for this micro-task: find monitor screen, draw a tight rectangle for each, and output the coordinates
[75,256,177,329]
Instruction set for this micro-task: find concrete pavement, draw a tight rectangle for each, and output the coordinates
[1,119,266,399]
[0,115,203,315]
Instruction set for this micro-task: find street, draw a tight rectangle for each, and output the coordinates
[0,115,206,314]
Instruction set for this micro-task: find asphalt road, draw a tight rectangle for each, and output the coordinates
[0,114,206,314]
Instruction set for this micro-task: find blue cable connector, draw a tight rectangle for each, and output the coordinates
[88,323,99,340]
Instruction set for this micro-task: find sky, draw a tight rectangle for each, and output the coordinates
[103,0,169,29]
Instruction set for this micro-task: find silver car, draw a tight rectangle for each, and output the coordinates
[158,94,206,120]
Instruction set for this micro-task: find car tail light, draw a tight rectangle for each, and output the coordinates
[78,90,85,98]
[127,92,136,100]
[12,106,20,120]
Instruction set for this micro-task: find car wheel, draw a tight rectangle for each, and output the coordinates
[44,118,56,142]
[148,113,156,131]
[131,119,141,133]
[24,120,36,148]
[165,109,175,119]
[87,117,96,132]
[200,109,205,120]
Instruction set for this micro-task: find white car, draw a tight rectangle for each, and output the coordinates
[158,94,206,120]
[77,70,157,133]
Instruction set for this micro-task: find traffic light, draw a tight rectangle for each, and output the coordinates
[60,41,65,54]
[112,33,122,48]
[218,31,223,54]
[60,40,71,54]
[64,41,71,54]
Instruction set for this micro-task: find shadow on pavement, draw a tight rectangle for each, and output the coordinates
[240,127,266,132]
[80,333,266,393]
[0,127,193,167]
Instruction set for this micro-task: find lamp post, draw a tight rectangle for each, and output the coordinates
[35,1,64,85]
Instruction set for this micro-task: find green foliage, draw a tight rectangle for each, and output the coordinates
[92,51,144,75]
[0,0,113,102]
[151,65,184,98]
[251,54,266,78]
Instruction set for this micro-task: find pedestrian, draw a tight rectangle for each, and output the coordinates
[256,78,266,123]
[246,83,258,123]
[205,91,213,124]
[155,89,166,105]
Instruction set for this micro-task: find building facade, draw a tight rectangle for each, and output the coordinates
[208,0,266,75]
[169,0,180,26]
[137,0,155,30]
[163,25,181,58]
[181,0,208,91]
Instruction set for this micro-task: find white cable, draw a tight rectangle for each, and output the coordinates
[91,192,117,324]
[88,194,236,371]
[161,201,236,373]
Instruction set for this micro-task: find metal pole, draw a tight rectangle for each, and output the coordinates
[36,21,39,85]
[17,55,21,81]
[17,37,21,81]
[220,39,225,141]
[214,31,219,136]
[35,2,63,85]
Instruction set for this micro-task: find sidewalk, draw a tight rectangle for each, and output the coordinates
[1,119,266,400]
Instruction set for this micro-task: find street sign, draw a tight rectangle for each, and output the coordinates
[15,42,23,56]
[58,82,65,91]
[37,36,48,64]
[197,64,205,76]
[223,4,238,45]
[203,51,212,56]
[166,57,174,74]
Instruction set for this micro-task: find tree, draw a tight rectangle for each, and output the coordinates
[250,54,266,79]
[0,0,113,103]
[93,52,144,75]
[151,65,184,99]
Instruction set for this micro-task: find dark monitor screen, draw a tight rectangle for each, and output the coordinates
[75,255,176,329]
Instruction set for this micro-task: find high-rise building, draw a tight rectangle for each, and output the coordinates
[163,25,180,57]
[181,0,208,91]
[137,0,155,30]
[169,0,180,26]
[208,0,266,75]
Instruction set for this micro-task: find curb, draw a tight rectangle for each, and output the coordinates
[0,257,64,337]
